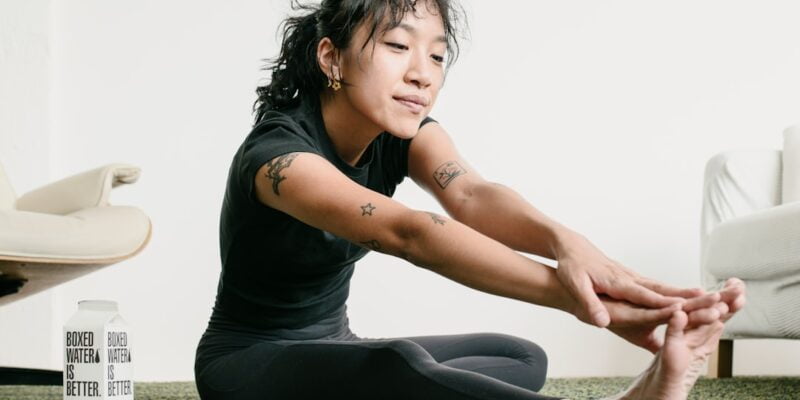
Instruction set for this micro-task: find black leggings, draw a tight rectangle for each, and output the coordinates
[195,308,562,399]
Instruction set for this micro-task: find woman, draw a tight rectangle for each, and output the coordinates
[195,1,746,398]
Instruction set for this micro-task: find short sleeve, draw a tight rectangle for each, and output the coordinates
[420,115,436,128]
[237,121,320,205]
[379,115,438,190]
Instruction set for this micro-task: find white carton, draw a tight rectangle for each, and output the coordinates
[63,300,133,400]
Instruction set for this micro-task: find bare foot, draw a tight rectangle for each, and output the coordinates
[607,311,724,400]
[716,278,746,322]
[682,277,745,328]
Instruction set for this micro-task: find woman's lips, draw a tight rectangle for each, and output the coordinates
[394,97,424,114]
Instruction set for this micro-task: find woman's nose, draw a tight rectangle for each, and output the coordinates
[405,52,433,89]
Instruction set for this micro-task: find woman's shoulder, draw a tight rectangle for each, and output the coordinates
[251,107,302,135]
[250,97,321,139]
[245,107,318,149]
[228,102,322,209]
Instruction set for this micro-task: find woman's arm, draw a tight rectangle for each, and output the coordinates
[401,209,573,312]
[254,152,730,351]
[408,122,700,327]
[255,151,573,311]
[446,180,574,259]
[406,122,576,259]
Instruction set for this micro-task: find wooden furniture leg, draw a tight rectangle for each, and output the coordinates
[707,339,733,378]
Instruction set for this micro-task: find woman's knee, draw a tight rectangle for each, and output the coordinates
[478,332,548,368]
[511,335,548,367]
[383,338,438,364]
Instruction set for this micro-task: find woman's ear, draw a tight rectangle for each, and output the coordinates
[317,37,340,80]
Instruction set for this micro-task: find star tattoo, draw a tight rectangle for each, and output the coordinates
[361,202,376,216]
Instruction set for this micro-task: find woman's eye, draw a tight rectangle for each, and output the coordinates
[385,42,408,50]
[385,41,443,63]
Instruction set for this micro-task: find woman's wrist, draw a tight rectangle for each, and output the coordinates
[549,225,585,261]
[539,265,580,315]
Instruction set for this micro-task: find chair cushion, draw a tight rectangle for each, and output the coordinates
[703,201,800,339]
[0,206,150,262]
[704,201,800,280]
[15,164,140,215]
[723,278,800,339]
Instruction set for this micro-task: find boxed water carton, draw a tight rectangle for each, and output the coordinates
[63,300,133,400]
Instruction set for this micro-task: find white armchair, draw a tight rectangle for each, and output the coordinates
[0,162,151,306]
[700,125,800,377]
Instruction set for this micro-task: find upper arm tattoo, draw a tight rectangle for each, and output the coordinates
[433,161,466,190]
[264,153,299,196]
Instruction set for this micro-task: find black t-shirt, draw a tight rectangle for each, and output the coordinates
[214,94,435,329]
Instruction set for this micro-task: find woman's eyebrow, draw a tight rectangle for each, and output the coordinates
[396,22,447,43]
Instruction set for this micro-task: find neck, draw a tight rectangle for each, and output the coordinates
[319,93,382,167]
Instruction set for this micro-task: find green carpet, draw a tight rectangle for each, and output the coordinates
[0,377,797,399]
[540,376,800,399]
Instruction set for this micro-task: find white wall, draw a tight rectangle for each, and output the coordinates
[2,0,800,381]
[0,0,57,370]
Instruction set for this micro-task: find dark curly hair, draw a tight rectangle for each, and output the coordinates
[253,0,467,124]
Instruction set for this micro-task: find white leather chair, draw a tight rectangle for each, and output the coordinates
[700,125,800,377]
[0,162,151,384]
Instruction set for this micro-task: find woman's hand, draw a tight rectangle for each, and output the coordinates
[601,279,746,353]
[602,294,715,353]
[555,232,704,327]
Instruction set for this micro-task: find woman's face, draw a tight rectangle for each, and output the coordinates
[337,4,447,139]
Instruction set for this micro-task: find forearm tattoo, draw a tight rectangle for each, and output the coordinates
[360,202,376,216]
[264,153,299,196]
[433,160,466,189]
[427,212,446,225]
[359,239,382,251]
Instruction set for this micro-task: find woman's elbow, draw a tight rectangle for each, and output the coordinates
[388,210,433,268]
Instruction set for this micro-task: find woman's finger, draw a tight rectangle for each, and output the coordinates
[606,300,680,326]
[714,281,746,316]
[718,284,745,305]
[687,307,721,327]
[637,278,705,298]
[716,301,730,320]
[681,292,720,312]
[566,272,611,327]
[610,261,703,299]
[730,294,746,313]
[602,280,683,309]
[724,277,746,290]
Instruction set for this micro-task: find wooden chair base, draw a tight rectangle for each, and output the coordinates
[707,339,733,378]
[0,367,61,385]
